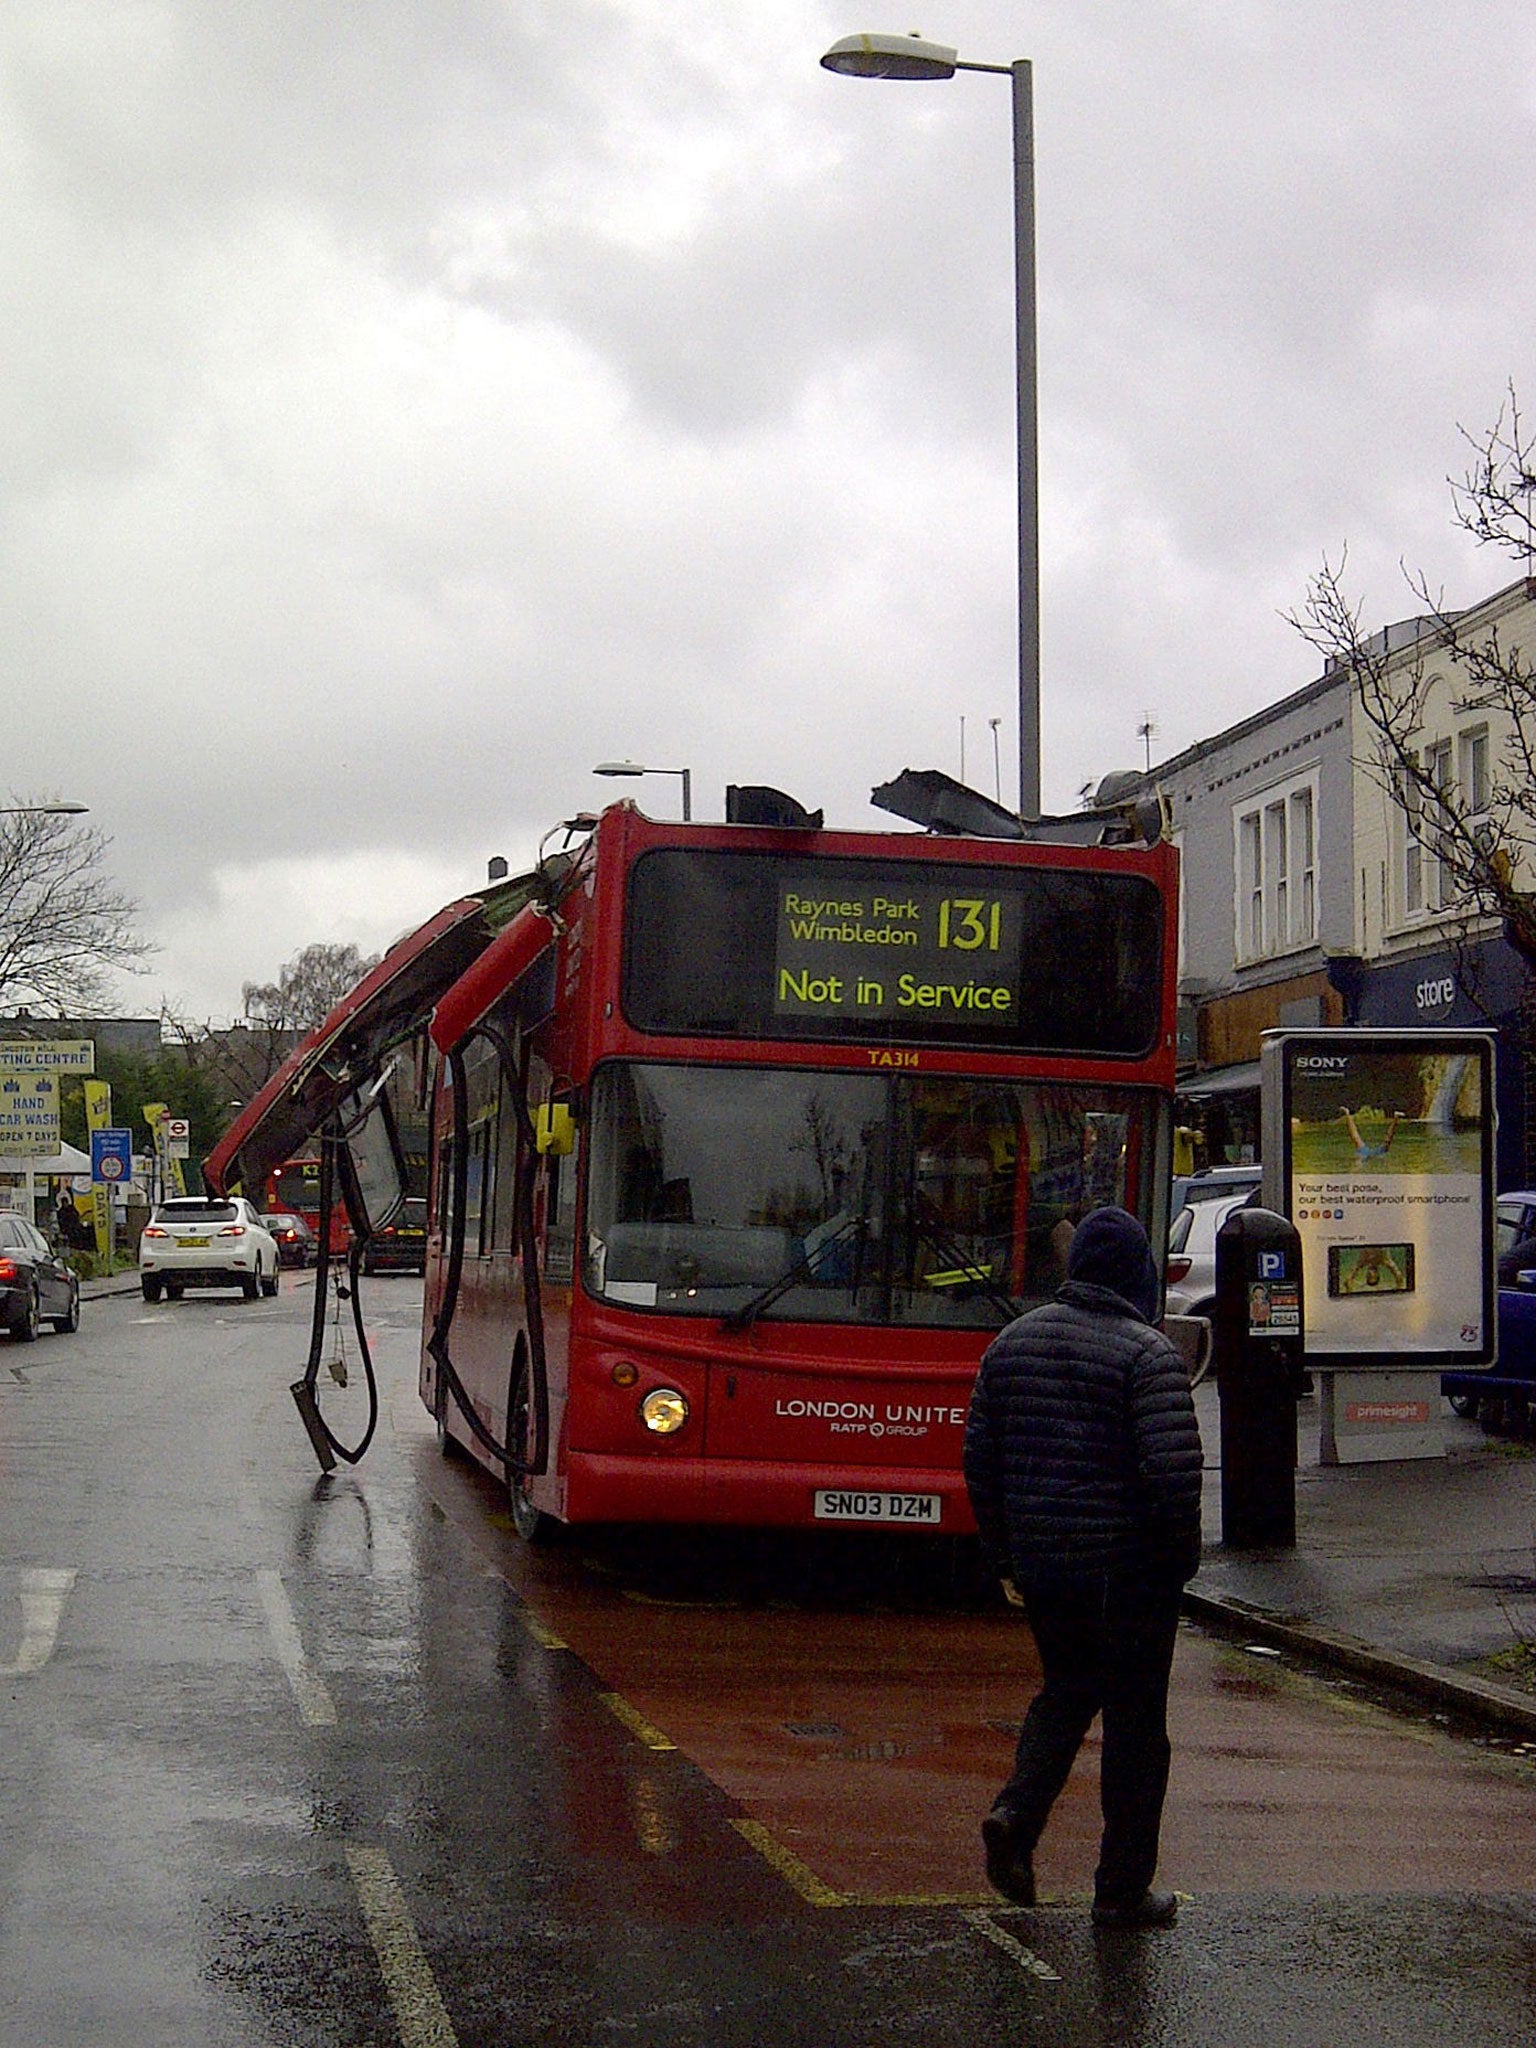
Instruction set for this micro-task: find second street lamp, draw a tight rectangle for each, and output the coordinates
[821,31,1040,821]
[593,760,693,822]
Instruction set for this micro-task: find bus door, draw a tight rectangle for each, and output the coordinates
[423,1033,502,1433]
[424,1000,565,1489]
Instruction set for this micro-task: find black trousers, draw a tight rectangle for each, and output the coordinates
[997,1570,1183,1906]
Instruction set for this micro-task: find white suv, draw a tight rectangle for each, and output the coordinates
[139,1196,280,1303]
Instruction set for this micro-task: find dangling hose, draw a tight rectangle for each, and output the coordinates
[289,1021,553,1478]
[290,1125,380,1471]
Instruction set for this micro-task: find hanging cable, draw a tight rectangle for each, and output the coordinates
[289,1122,381,1470]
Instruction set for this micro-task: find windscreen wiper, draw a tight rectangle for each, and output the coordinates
[720,1213,868,1333]
[909,1200,1025,1326]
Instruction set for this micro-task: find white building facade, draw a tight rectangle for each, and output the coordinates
[1130,574,1536,1185]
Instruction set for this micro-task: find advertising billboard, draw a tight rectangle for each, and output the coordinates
[1260,1029,1495,1368]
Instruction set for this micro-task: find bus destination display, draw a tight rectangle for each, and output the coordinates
[774,870,1024,1030]
[622,848,1162,1056]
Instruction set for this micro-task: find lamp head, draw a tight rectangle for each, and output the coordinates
[821,32,958,79]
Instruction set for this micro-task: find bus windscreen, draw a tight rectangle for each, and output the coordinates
[623,849,1164,1056]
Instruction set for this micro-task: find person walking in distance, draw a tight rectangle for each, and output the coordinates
[963,1206,1203,1930]
[55,1189,93,1253]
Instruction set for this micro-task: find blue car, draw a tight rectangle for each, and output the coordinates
[1442,1191,1536,1424]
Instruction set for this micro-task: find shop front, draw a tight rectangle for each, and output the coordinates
[1347,936,1528,1189]
[1178,969,1343,1170]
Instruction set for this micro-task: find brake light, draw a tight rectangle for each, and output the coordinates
[217,1224,247,1238]
[0,1258,16,1281]
[142,1224,169,1239]
[1167,1256,1192,1285]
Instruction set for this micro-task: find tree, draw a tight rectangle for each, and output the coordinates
[242,942,381,1039]
[1290,385,1536,1166]
[0,802,151,1013]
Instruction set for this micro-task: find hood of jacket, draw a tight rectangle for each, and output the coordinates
[1065,1206,1159,1323]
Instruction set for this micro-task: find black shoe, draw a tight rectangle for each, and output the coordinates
[1092,1888,1178,1930]
[981,1811,1036,1905]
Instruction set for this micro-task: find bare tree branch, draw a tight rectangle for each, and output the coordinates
[1451,380,1536,568]
[0,801,152,1014]
[1286,436,1536,967]
[242,941,381,1037]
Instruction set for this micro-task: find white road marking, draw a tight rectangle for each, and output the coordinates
[346,1844,460,2047]
[0,1567,76,1675]
[255,1568,337,1726]
[961,1907,1062,1982]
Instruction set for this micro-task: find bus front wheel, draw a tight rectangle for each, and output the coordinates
[508,1360,557,1545]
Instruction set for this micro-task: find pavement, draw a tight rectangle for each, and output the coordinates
[1188,1375,1536,1739]
[77,1271,1536,1737]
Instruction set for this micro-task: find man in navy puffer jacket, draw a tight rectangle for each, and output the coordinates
[963,1206,1203,1930]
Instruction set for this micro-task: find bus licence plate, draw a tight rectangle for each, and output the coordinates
[813,1489,941,1526]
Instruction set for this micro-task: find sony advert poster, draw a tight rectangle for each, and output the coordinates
[1261,1031,1495,1366]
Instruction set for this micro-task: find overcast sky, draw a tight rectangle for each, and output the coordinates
[5,0,1536,1024]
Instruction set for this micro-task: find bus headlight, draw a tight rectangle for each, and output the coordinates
[640,1387,689,1435]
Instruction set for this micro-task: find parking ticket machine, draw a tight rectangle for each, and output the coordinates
[1214,1206,1304,1548]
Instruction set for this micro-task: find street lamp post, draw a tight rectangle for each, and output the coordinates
[821,31,1040,821]
[0,803,89,816]
[593,760,693,822]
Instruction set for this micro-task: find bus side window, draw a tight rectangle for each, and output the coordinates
[491,1077,519,1253]
[544,1127,578,1285]
[464,1116,492,1255]
[437,1141,456,1239]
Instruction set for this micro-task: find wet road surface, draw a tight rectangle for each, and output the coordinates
[1,1276,1534,2044]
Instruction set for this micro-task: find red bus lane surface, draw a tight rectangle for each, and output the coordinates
[408,1414,1536,1909]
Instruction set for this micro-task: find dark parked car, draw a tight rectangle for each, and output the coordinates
[0,1212,81,1341]
[263,1212,316,1267]
[1494,1190,1536,1286]
[362,1198,428,1275]
[1443,1191,1536,1423]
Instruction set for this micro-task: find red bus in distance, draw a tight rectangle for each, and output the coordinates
[418,802,1179,1541]
[264,1157,350,1256]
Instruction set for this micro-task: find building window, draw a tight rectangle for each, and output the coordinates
[1233,775,1318,962]
[1460,724,1490,818]
[1239,812,1262,956]
[1397,741,1458,922]
[1398,763,1423,916]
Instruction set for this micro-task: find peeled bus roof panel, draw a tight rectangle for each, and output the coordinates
[205,893,501,1198]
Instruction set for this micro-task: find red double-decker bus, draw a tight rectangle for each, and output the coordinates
[263,1156,350,1256]
[418,801,1179,1541]
[206,794,1179,1536]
